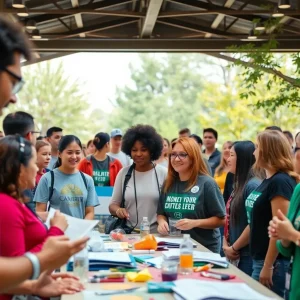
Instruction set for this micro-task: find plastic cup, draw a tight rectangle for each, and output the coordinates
[161,260,178,281]
[169,218,181,237]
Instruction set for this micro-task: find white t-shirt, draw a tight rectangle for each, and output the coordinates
[108,151,132,167]
[110,164,167,232]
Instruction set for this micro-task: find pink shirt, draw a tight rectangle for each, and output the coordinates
[0,193,63,300]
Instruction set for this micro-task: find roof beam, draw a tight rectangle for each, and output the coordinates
[71,0,85,38]
[48,18,139,39]
[140,0,164,38]
[3,8,143,17]
[205,0,236,38]
[32,38,300,52]
[157,19,233,38]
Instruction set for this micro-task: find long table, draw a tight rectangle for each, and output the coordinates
[62,236,282,300]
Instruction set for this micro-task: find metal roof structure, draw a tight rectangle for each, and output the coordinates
[1,0,300,63]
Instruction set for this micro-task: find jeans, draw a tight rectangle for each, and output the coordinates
[252,258,289,298]
[238,255,253,276]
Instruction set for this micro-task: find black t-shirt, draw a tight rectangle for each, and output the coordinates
[245,172,296,260]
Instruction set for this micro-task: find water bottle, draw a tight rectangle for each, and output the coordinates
[179,234,193,275]
[140,217,150,238]
[73,247,89,283]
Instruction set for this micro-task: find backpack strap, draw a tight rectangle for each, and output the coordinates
[120,163,135,208]
[79,171,88,190]
[47,170,55,211]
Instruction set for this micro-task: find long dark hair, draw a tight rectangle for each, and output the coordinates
[0,135,33,201]
[230,141,256,225]
[54,135,82,168]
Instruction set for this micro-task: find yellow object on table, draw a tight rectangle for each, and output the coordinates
[126,268,153,282]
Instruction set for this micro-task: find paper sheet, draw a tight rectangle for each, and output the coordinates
[173,279,275,300]
[163,250,226,261]
[88,252,132,263]
[45,208,99,240]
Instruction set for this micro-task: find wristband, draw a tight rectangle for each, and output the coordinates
[263,263,274,270]
[24,252,40,280]
[231,245,238,253]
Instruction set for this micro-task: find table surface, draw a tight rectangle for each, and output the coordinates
[62,235,282,300]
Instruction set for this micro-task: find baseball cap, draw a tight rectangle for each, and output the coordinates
[111,128,123,138]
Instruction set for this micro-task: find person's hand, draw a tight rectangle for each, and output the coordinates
[50,210,68,232]
[223,245,240,260]
[259,265,273,288]
[51,273,80,280]
[269,209,296,241]
[116,208,129,219]
[175,219,197,231]
[32,271,84,297]
[37,235,89,271]
[158,220,169,235]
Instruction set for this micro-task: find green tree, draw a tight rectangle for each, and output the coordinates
[1,61,103,142]
[109,54,209,139]
[198,67,300,143]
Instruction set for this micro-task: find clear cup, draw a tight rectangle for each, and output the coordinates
[169,218,181,237]
[161,260,178,281]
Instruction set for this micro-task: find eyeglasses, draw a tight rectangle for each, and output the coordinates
[29,130,42,135]
[170,152,189,160]
[3,68,25,95]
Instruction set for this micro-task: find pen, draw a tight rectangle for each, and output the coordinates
[200,271,236,281]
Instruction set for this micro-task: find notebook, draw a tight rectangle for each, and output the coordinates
[156,237,197,249]
[163,250,229,268]
[67,252,137,271]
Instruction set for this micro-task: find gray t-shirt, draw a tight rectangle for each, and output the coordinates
[48,156,58,170]
[107,151,131,167]
[33,169,99,219]
[110,164,167,232]
[157,175,226,253]
[91,156,112,187]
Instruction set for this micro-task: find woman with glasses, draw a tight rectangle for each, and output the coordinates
[157,138,226,253]
[109,125,167,233]
[0,135,84,299]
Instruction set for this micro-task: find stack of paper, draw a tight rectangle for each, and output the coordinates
[163,250,229,268]
[172,279,275,300]
[45,208,99,240]
[156,237,197,249]
[67,252,137,271]
[104,242,129,251]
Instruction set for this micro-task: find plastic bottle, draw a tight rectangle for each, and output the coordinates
[140,217,150,238]
[73,247,89,283]
[179,234,193,275]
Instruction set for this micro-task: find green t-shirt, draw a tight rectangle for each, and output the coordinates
[91,156,111,186]
[277,184,300,300]
[157,175,226,253]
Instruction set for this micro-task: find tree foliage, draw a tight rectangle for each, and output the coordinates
[109,54,209,139]
[218,18,300,115]
[0,61,102,142]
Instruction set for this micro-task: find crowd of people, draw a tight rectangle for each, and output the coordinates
[1,15,300,300]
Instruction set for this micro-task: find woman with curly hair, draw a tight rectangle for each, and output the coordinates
[109,125,167,232]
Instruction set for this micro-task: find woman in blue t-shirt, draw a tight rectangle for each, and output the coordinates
[246,130,299,297]
[34,135,99,219]
[223,141,261,276]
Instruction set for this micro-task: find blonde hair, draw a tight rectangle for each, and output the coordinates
[164,137,210,193]
[215,141,233,177]
[255,130,299,182]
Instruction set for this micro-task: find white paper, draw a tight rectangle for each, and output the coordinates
[173,279,275,300]
[45,208,99,240]
[163,250,226,261]
[143,256,163,268]
[88,252,131,263]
